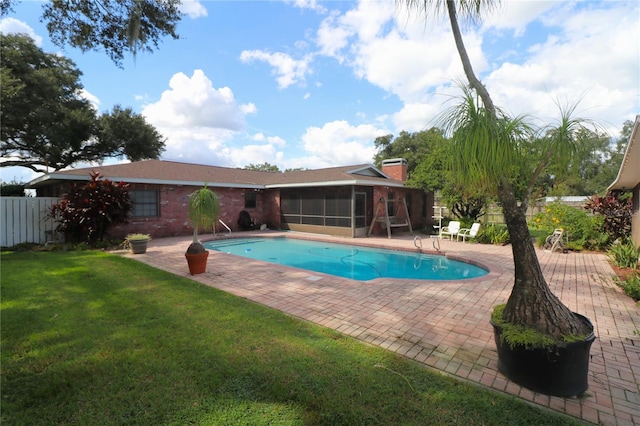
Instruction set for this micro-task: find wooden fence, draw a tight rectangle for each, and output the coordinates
[483,202,546,225]
[0,197,60,247]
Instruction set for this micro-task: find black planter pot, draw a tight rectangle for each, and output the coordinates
[491,313,596,397]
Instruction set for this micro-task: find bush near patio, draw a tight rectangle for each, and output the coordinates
[607,238,640,304]
[584,194,633,243]
[475,224,510,245]
[529,202,608,251]
[608,237,640,269]
[619,274,640,303]
[49,172,131,245]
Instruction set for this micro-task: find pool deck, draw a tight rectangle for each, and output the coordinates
[120,230,640,425]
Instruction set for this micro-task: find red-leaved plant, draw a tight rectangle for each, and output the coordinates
[49,171,132,244]
[584,193,633,243]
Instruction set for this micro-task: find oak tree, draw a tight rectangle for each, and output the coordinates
[1,34,166,173]
[1,0,182,67]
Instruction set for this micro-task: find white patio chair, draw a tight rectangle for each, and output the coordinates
[458,223,481,242]
[440,221,461,240]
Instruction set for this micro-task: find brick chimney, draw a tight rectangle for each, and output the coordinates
[381,158,407,181]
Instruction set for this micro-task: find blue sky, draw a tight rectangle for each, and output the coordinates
[1,0,639,184]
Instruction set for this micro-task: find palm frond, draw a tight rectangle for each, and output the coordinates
[534,99,606,180]
[188,185,220,234]
[436,85,533,194]
[399,0,501,25]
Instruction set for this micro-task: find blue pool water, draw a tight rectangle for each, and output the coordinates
[203,237,488,282]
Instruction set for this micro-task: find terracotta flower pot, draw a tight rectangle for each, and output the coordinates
[491,313,596,397]
[185,251,209,275]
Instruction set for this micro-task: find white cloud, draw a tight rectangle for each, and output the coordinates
[484,3,640,130]
[315,1,485,105]
[313,0,637,140]
[285,0,327,14]
[0,17,42,45]
[140,70,259,166]
[483,1,560,36]
[79,89,100,112]
[299,120,388,168]
[142,70,254,130]
[156,126,237,166]
[229,144,284,168]
[240,50,312,89]
[393,101,441,132]
[251,132,286,148]
[316,11,353,62]
[179,0,208,19]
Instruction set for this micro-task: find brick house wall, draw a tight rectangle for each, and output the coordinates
[35,158,432,241]
[109,184,273,240]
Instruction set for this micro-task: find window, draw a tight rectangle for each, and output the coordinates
[244,192,257,209]
[130,190,159,217]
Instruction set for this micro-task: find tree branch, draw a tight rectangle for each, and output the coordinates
[0,160,49,173]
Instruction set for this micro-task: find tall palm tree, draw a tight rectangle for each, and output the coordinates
[404,0,591,337]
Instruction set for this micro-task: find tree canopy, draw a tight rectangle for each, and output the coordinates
[375,128,487,221]
[1,34,166,173]
[1,0,182,67]
[97,105,166,162]
[244,163,281,173]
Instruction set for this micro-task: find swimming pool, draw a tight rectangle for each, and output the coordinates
[203,237,488,281]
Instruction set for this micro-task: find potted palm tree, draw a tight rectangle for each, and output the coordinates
[404,1,596,396]
[125,233,151,254]
[185,184,220,275]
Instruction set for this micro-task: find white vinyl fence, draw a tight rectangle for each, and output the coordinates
[0,197,60,247]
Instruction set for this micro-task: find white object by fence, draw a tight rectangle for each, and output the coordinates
[0,197,60,247]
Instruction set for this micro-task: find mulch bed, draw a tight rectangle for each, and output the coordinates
[609,262,639,282]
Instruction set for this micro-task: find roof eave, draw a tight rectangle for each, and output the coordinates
[29,173,265,190]
[608,115,640,192]
[265,179,405,189]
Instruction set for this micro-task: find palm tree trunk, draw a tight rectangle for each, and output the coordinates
[444,0,588,337]
[446,1,495,115]
[497,184,588,337]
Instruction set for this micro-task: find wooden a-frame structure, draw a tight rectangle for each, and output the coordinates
[367,197,412,238]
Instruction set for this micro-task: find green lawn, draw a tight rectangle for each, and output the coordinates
[1,251,579,425]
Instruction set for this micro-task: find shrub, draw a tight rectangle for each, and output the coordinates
[585,194,632,243]
[530,202,605,251]
[49,172,131,244]
[607,238,640,269]
[622,274,640,301]
[0,181,27,196]
[475,224,509,245]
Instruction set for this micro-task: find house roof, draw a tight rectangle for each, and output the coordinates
[609,115,640,192]
[28,159,405,190]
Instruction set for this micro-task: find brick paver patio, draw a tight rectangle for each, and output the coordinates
[122,231,639,425]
